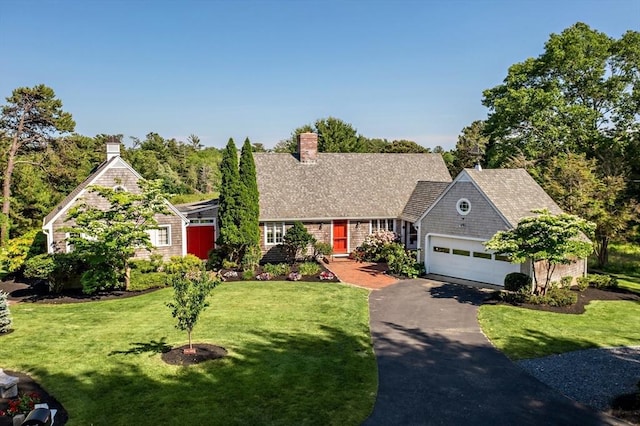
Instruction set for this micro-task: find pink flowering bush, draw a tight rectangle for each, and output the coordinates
[356,230,399,262]
[319,271,335,280]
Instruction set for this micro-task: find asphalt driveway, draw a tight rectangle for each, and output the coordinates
[363,278,623,425]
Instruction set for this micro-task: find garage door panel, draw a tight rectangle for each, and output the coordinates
[427,236,519,286]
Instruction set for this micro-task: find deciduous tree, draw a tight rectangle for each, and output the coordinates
[485,209,595,294]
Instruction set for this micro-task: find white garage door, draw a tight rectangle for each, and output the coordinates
[426,236,520,286]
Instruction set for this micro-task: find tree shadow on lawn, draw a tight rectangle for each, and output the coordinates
[22,326,376,425]
[365,321,611,426]
[107,337,172,357]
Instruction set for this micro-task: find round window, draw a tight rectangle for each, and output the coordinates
[456,198,471,215]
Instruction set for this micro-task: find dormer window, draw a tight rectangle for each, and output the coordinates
[456,198,471,215]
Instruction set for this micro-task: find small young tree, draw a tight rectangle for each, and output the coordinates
[485,209,595,295]
[281,222,316,263]
[166,268,220,353]
[0,291,12,333]
[64,179,171,293]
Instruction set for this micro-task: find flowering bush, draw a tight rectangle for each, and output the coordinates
[319,271,335,281]
[222,270,238,279]
[0,392,41,417]
[287,272,302,281]
[356,230,399,262]
[256,272,272,281]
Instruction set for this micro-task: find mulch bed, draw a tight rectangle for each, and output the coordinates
[609,392,640,425]
[161,344,228,366]
[218,262,340,284]
[484,286,640,314]
[0,370,68,426]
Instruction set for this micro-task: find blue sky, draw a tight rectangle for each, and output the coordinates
[1,0,638,150]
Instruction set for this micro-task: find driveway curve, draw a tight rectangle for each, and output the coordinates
[364,278,623,425]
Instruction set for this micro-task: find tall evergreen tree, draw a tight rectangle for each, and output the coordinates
[238,138,260,251]
[216,138,242,260]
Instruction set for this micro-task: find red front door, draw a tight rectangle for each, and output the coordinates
[333,220,348,254]
[187,226,215,260]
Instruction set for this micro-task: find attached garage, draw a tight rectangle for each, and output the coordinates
[425,235,520,286]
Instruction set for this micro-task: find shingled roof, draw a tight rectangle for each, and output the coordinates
[464,168,563,227]
[400,181,450,223]
[254,153,452,221]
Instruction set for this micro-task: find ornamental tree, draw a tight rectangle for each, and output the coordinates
[166,268,220,353]
[485,209,595,294]
[281,221,316,263]
[238,138,260,255]
[63,179,170,293]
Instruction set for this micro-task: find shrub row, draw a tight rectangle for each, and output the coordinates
[576,274,618,290]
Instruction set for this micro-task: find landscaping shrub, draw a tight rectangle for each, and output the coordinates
[298,262,320,276]
[356,230,398,262]
[504,272,532,293]
[498,288,529,304]
[24,252,85,293]
[576,277,589,291]
[281,221,316,263]
[313,242,333,259]
[129,259,157,273]
[256,272,272,281]
[578,273,619,289]
[206,247,226,270]
[288,272,302,281]
[560,276,573,288]
[81,264,120,294]
[527,287,577,307]
[129,270,167,291]
[241,245,261,273]
[165,255,203,275]
[0,229,47,275]
[0,291,12,333]
[242,269,254,280]
[262,263,290,276]
[382,243,422,278]
[222,259,238,270]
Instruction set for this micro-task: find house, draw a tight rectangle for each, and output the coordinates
[42,142,191,260]
[415,167,587,286]
[251,133,453,261]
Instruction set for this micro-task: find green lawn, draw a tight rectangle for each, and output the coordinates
[478,300,640,360]
[0,282,376,425]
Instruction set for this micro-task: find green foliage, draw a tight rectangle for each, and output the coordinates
[485,209,595,294]
[313,241,333,258]
[221,259,238,270]
[129,270,167,291]
[382,243,422,278]
[451,120,488,175]
[576,278,589,292]
[164,254,203,275]
[129,259,158,273]
[23,253,56,280]
[1,84,75,243]
[355,230,398,262]
[298,262,320,276]
[216,138,242,259]
[241,245,261,273]
[281,222,316,263]
[0,291,12,333]
[166,268,220,349]
[527,287,578,307]
[560,276,573,287]
[63,179,171,292]
[0,229,46,274]
[577,274,619,289]
[262,263,291,276]
[238,138,260,250]
[503,273,532,293]
[242,269,254,280]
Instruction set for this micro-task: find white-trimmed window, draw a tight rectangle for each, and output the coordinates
[264,222,285,245]
[370,219,395,233]
[456,198,471,215]
[149,225,171,247]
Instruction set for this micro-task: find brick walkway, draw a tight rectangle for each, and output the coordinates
[325,258,398,290]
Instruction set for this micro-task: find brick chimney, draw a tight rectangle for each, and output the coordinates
[106,137,120,161]
[298,132,318,164]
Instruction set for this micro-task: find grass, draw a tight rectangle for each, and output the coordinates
[0,282,376,425]
[587,241,640,294]
[478,300,640,360]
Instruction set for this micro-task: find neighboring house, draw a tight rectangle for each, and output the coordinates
[415,167,587,286]
[253,133,453,262]
[42,142,191,260]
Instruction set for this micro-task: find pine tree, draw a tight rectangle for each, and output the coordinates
[238,138,260,252]
[0,291,12,333]
[217,138,242,260]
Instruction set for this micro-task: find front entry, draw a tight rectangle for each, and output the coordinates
[332,220,348,254]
